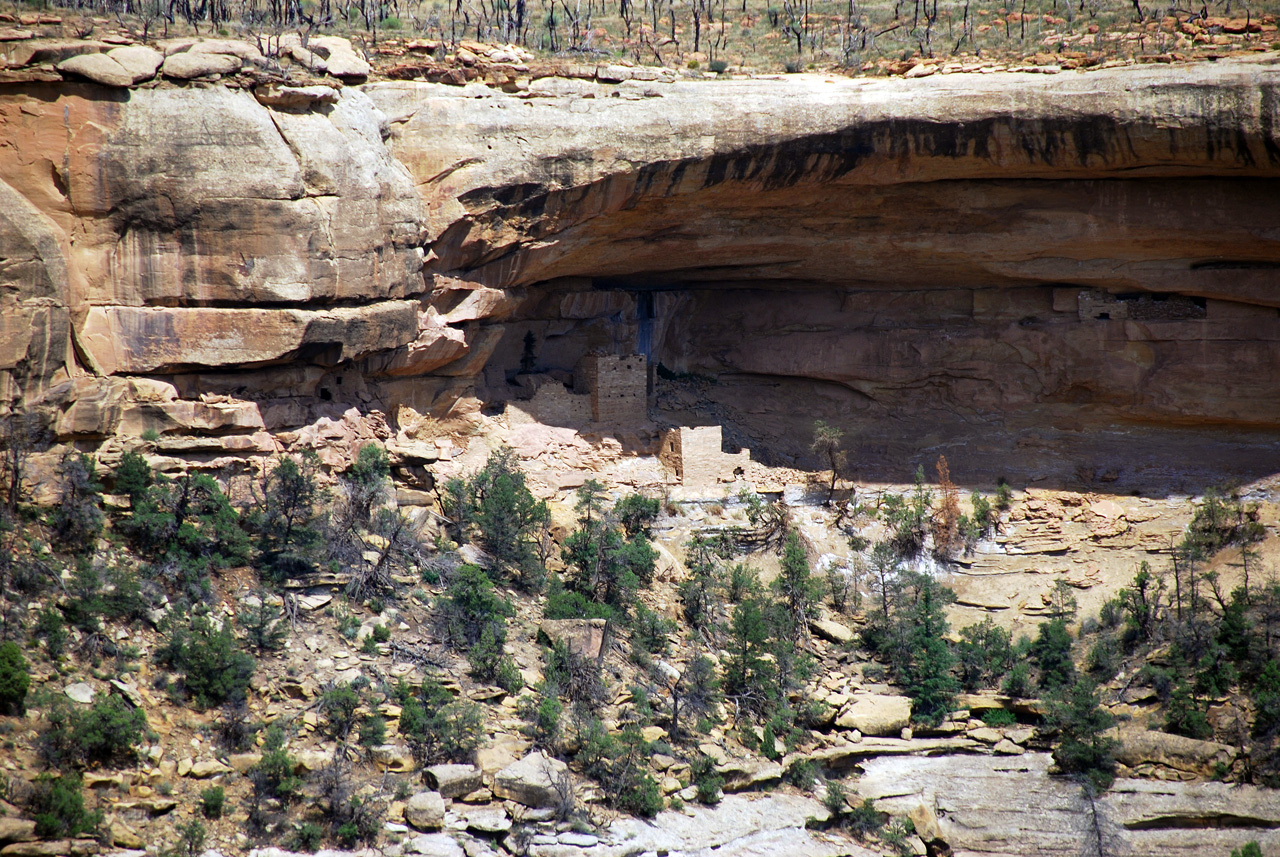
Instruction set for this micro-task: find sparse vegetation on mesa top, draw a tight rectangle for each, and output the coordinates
[7,0,1267,77]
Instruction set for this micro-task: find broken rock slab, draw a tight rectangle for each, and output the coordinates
[63,682,95,704]
[426,763,483,799]
[160,50,241,79]
[492,751,570,808]
[405,791,446,831]
[57,52,133,86]
[809,616,855,644]
[834,692,912,736]
[1112,727,1237,777]
[538,618,607,659]
[401,833,465,856]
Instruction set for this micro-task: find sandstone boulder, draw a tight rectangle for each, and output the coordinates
[425,763,482,799]
[1113,728,1237,777]
[835,693,912,736]
[161,51,240,79]
[0,818,36,845]
[187,38,264,63]
[187,759,232,778]
[475,736,528,776]
[0,841,99,856]
[404,791,446,830]
[228,753,261,773]
[538,618,607,659]
[106,45,162,81]
[310,36,370,79]
[809,617,855,644]
[492,751,570,808]
[717,757,784,792]
[292,749,331,773]
[253,83,341,109]
[371,744,416,773]
[57,53,133,86]
[63,682,95,704]
[460,805,511,834]
[107,818,143,849]
[108,679,145,708]
[992,738,1025,755]
[6,39,107,66]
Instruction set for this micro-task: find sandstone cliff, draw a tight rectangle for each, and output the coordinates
[2,56,1280,489]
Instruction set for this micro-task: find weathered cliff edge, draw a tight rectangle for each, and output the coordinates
[2,56,1280,486]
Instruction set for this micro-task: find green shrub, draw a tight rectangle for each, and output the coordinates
[1031,619,1075,691]
[773,532,822,642]
[1002,662,1033,698]
[358,713,387,748]
[40,696,147,770]
[543,638,606,709]
[34,605,68,660]
[1251,659,1280,739]
[1046,679,1116,790]
[956,619,1013,691]
[615,493,660,536]
[631,604,673,654]
[1086,634,1121,682]
[291,821,323,851]
[786,757,820,790]
[727,563,758,603]
[396,678,485,764]
[169,819,206,857]
[1164,682,1213,740]
[522,689,563,748]
[560,481,658,618]
[200,785,225,819]
[51,452,103,550]
[544,574,614,620]
[321,682,362,742]
[981,708,1016,727]
[124,471,250,584]
[616,770,664,817]
[438,563,518,687]
[444,448,549,589]
[881,817,916,856]
[844,797,885,841]
[691,753,723,804]
[1230,843,1263,857]
[251,724,303,804]
[157,614,255,708]
[238,596,288,653]
[31,774,100,839]
[1182,487,1260,559]
[113,450,153,503]
[0,641,30,715]
[495,656,525,694]
[994,481,1013,511]
[709,58,728,73]
[823,779,848,816]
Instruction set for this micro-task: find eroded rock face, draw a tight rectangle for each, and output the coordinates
[2,58,1280,489]
[368,57,1280,487]
[858,752,1280,856]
